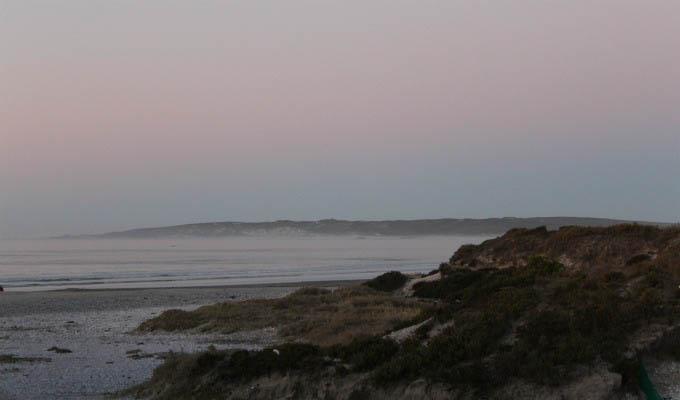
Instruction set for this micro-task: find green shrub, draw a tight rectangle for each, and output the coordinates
[524,256,563,276]
[138,309,203,331]
[363,271,409,292]
[372,342,428,384]
[329,337,399,371]
[348,388,371,400]
[405,255,657,388]
[626,254,652,265]
[226,343,322,381]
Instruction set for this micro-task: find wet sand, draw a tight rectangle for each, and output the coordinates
[0,281,356,399]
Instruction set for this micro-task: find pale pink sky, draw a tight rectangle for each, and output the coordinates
[1,1,679,237]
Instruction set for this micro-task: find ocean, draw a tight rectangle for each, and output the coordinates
[0,236,490,291]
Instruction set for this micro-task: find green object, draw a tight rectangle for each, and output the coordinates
[639,364,663,400]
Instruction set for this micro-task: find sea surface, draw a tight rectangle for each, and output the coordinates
[0,236,491,291]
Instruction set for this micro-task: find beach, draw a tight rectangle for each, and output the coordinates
[0,236,485,399]
[0,282,354,399]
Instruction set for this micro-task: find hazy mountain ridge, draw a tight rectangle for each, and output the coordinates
[87,217,668,239]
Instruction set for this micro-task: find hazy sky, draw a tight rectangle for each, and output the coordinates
[2,1,679,238]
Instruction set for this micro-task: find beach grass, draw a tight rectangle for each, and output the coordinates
[138,285,428,346]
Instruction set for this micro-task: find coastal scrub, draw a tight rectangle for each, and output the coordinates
[138,285,427,346]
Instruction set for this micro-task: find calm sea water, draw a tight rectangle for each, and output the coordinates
[0,236,490,291]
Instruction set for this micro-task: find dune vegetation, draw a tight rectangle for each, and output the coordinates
[129,224,680,400]
[138,283,424,347]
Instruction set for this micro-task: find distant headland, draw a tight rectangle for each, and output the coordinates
[66,217,672,239]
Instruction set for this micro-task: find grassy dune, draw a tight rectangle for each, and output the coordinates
[129,224,680,400]
[138,284,426,346]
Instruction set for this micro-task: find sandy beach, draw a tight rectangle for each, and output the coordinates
[0,282,356,399]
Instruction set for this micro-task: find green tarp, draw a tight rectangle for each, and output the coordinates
[639,364,663,400]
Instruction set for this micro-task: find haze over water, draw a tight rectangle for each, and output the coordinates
[0,236,490,291]
[3,1,679,239]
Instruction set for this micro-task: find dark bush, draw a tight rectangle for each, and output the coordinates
[348,388,371,400]
[372,342,428,384]
[604,271,625,282]
[329,337,399,371]
[523,256,563,276]
[363,271,409,292]
[138,309,203,331]
[225,343,322,381]
[626,254,652,265]
[379,255,657,388]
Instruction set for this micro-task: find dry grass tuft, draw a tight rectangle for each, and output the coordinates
[138,285,427,346]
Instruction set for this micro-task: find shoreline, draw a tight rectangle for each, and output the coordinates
[0,278,368,294]
[0,280,356,399]
[2,278,363,293]
[57,278,363,291]
[0,279,360,318]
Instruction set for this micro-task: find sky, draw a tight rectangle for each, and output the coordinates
[1,1,679,238]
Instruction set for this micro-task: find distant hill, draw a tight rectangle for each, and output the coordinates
[84,217,670,238]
